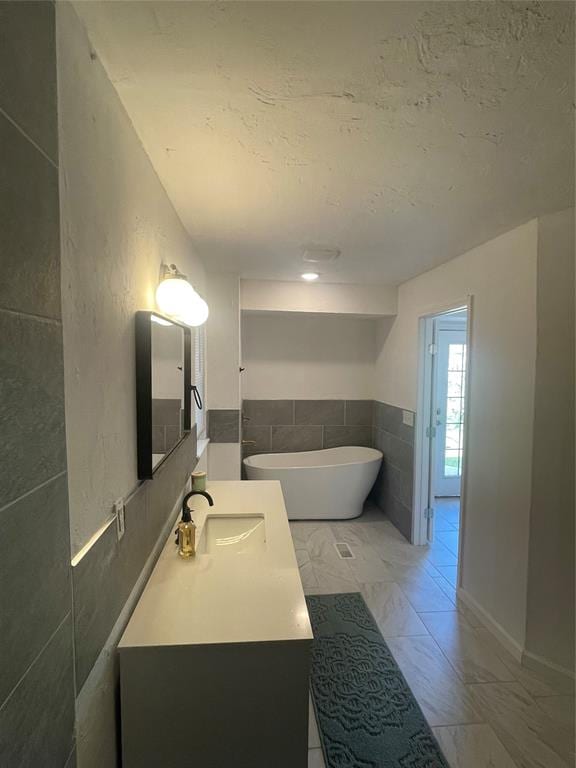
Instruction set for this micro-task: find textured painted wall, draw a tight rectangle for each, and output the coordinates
[525,209,575,673]
[375,221,538,651]
[241,280,397,316]
[242,313,377,400]
[58,2,206,555]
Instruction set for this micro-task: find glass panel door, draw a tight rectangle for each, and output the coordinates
[434,328,467,496]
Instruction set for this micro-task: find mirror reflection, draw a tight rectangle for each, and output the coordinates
[151,316,185,469]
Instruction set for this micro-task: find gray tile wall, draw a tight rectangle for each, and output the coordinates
[73,428,198,691]
[0,8,202,765]
[241,400,373,457]
[208,409,240,443]
[371,401,416,541]
[152,398,183,453]
[0,4,75,765]
[242,398,415,541]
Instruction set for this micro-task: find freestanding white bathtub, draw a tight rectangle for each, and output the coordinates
[243,446,383,520]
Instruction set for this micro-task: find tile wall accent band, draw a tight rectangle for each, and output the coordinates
[0,9,75,761]
[344,400,374,426]
[0,614,75,768]
[271,425,323,453]
[0,474,72,705]
[242,425,271,455]
[0,304,67,510]
[64,744,77,768]
[371,400,415,541]
[0,0,59,163]
[241,400,380,457]
[294,400,344,426]
[324,425,372,449]
[243,399,294,426]
[207,409,240,443]
[73,427,198,690]
[0,114,61,318]
[241,399,415,541]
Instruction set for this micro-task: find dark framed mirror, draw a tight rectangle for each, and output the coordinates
[135,311,192,479]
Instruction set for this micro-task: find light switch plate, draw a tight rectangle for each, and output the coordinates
[402,410,414,427]
[115,498,125,540]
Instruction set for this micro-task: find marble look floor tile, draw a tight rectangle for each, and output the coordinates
[308,695,321,749]
[469,681,572,768]
[434,517,458,533]
[435,565,458,586]
[296,549,319,593]
[436,530,460,557]
[338,542,399,583]
[360,582,429,638]
[307,544,355,582]
[434,500,460,526]
[432,723,517,768]
[295,547,310,568]
[433,575,458,602]
[290,522,334,551]
[474,629,575,698]
[306,529,339,564]
[425,541,459,567]
[307,567,359,595]
[419,612,515,684]
[386,635,483,727]
[308,748,326,767]
[533,695,575,733]
[400,579,456,612]
[330,521,375,547]
[371,535,432,571]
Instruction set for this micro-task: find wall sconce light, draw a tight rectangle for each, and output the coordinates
[155,263,209,326]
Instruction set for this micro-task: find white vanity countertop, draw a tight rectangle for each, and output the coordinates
[119,480,313,650]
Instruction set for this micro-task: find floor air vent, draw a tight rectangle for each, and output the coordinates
[334,542,355,559]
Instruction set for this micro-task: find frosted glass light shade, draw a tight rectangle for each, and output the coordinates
[155,275,209,326]
[180,293,209,327]
[156,276,195,317]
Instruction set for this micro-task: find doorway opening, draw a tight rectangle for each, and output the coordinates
[413,301,471,590]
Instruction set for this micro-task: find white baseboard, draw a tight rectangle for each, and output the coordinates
[457,587,575,685]
[522,648,575,683]
[456,587,523,662]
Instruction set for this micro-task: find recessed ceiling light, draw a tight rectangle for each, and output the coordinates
[301,272,319,281]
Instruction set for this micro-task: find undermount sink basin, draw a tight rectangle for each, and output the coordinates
[198,515,266,555]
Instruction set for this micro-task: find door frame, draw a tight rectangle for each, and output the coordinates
[412,295,473,587]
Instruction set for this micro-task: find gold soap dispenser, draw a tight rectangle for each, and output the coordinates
[175,490,214,558]
[176,506,196,558]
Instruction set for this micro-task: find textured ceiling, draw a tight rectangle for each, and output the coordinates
[75,1,574,284]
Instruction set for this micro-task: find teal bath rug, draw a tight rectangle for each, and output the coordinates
[306,592,450,768]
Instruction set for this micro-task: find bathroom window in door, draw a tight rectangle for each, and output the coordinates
[434,327,467,497]
[193,326,206,437]
[444,342,466,478]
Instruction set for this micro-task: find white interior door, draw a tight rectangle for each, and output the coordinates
[434,327,467,497]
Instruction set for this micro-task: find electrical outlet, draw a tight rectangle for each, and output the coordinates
[115,498,125,541]
[402,410,414,427]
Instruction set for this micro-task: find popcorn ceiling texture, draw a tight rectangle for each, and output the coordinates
[75,1,573,284]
